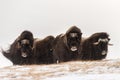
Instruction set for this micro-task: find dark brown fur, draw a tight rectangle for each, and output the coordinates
[80,32,110,60]
[33,36,55,64]
[2,30,34,65]
[53,26,82,63]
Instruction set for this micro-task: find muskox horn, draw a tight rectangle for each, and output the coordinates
[101,38,109,42]
[98,38,108,42]
[93,38,103,45]
[108,43,113,46]
[93,38,109,45]
[93,42,99,45]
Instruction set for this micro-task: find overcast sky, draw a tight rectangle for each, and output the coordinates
[0,0,120,66]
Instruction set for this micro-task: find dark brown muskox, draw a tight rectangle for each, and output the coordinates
[33,35,55,64]
[53,26,82,63]
[79,32,111,60]
[2,30,34,65]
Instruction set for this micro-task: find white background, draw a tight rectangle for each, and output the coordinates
[0,0,120,67]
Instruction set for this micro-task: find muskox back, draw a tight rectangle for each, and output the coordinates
[80,32,110,60]
[33,35,55,64]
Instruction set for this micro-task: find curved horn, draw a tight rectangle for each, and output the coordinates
[93,38,110,45]
[93,42,99,45]
[93,38,102,45]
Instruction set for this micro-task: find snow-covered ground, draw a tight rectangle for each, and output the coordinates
[0,59,120,80]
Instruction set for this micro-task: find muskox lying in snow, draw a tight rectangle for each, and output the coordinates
[33,36,55,64]
[2,30,34,65]
[79,32,111,60]
[53,26,82,63]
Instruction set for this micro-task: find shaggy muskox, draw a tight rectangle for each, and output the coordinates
[2,30,34,65]
[33,36,55,64]
[80,32,111,60]
[53,26,82,63]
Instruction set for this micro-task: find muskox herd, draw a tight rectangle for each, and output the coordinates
[1,26,112,65]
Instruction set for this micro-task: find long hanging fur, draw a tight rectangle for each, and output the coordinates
[53,26,82,63]
[2,30,34,65]
[33,36,55,64]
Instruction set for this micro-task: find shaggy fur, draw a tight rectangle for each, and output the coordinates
[2,30,34,65]
[33,36,55,64]
[53,26,82,63]
[80,32,110,60]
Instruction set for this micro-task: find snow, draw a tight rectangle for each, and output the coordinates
[46,74,120,80]
[0,52,13,68]
[0,59,120,80]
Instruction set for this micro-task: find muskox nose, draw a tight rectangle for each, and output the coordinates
[21,48,28,58]
[21,52,27,58]
[70,46,77,51]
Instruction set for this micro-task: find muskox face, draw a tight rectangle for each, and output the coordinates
[94,38,110,55]
[66,32,81,52]
[17,31,34,58]
[80,32,111,60]
[91,33,111,55]
[18,39,32,58]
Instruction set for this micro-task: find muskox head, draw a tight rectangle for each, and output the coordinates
[80,32,111,60]
[17,30,34,58]
[90,32,111,55]
[64,26,82,52]
[52,26,82,63]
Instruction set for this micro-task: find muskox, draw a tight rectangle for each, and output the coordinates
[33,36,55,64]
[53,26,82,63]
[2,30,34,65]
[80,32,111,60]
